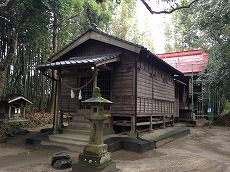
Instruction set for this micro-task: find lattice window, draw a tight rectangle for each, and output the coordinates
[98,71,111,110]
[80,71,111,110]
[80,76,93,109]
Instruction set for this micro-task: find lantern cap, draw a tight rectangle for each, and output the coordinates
[82,87,113,104]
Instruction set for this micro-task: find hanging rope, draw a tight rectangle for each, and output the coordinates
[61,72,97,91]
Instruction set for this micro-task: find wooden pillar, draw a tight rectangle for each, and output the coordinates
[23,106,26,119]
[53,70,61,134]
[172,114,174,127]
[162,115,166,129]
[8,104,11,119]
[149,116,153,132]
[130,116,136,136]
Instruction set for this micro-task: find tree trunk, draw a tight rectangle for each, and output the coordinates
[0,34,18,98]
[46,12,58,113]
[39,74,45,111]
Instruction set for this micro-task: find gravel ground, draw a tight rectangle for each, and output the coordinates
[0,126,230,172]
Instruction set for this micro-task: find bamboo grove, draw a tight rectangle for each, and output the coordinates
[0,0,113,112]
[0,0,138,112]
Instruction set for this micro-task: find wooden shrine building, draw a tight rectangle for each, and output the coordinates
[37,29,183,135]
[157,50,208,121]
[0,94,32,120]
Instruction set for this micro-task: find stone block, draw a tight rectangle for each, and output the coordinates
[78,152,111,167]
[83,144,108,156]
[51,151,72,169]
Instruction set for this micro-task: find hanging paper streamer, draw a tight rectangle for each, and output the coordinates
[71,89,75,98]
[78,90,82,100]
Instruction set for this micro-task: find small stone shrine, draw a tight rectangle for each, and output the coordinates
[72,87,116,172]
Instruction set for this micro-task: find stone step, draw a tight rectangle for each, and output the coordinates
[68,121,91,130]
[152,128,190,148]
[62,128,91,135]
[46,127,190,153]
[49,133,89,146]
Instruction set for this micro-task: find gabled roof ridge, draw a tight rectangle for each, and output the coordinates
[157,49,207,58]
[48,28,143,62]
[7,94,33,104]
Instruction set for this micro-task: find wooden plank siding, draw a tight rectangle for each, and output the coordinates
[59,40,136,116]
[137,59,175,117]
[111,51,135,115]
[59,40,118,114]
[60,76,78,112]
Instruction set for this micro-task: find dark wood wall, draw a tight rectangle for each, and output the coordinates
[59,40,134,116]
[137,58,176,117]
[110,51,136,116]
[60,74,79,113]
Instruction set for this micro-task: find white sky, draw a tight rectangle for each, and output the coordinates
[136,1,171,54]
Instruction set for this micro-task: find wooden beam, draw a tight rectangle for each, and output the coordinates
[96,56,120,67]
[91,33,141,53]
[98,65,113,71]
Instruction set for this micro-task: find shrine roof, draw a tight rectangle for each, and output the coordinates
[157,50,208,75]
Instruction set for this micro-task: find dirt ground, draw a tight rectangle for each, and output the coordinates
[0,125,230,172]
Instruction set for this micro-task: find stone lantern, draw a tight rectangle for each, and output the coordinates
[73,87,116,172]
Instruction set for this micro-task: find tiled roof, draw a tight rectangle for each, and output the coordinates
[157,50,208,75]
[37,52,121,70]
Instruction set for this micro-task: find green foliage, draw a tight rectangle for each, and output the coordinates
[0,120,26,138]
[223,102,230,115]
[0,0,138,112]
[165,0,230,100]
[0,113,52,138]
[217,106,230,127]
[25,112,53,128]
[87,0,100,15]
[76,0,115,33]
[110,0,137,40]
[1,0,116,110]
[200,40,230,101]
[164,2,209,51]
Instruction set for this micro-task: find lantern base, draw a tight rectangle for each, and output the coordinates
[72,160,116,172]
[74,151,116,172]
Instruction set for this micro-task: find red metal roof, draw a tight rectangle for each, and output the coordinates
[157,50,208,75]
